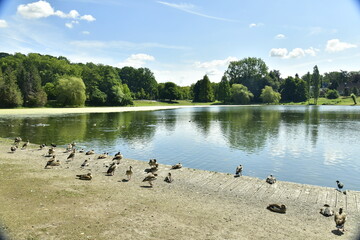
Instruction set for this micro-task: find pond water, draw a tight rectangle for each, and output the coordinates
[0,105,359,191]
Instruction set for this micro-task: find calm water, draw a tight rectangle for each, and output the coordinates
[0,105,359,190]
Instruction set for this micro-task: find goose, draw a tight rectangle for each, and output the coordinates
[86,150,95,155]
[142,173,157,187]
[66,144,72,152]
[98,152,108,159]
[80,159,89,168]
[235,164,243,177]
[125,166,133,180]
[164,173,173,183]
[334,208,346,232]
[106,162,117,176]
[76,172,92,180]
[79,148,85,153]
[50,143,57,148]
[171,163,182,170]
[44,156,58,169]
[266,204,286,214]
[320,204,334,217]
[67,149,76,161]
[10,145,17,153]
[21,140,29,149]
[148,159,157,167]
[112,152,123,164]
[39,143,46,150]
[266,175,276,184]
[14,137,22,145]
[48,147,55,156]
[336,180,344,192]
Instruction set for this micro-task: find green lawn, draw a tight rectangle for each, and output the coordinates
[133,100,221,107]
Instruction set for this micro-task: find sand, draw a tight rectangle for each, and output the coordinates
[0,137,359,240]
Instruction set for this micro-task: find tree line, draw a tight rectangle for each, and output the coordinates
[0,52,359,108]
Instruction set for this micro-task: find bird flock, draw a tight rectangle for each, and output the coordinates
[9,137,349,233]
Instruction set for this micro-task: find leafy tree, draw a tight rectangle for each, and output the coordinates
[217,75,231,103]
[312,65,320,105]
[325,89,339,99]
[121,84,133,105]
[260,86,281,104]
[0,67,23,108]
[44,82,56,100]
[56,76,86,107]
[302,72,312,103]
[350,93,357,104]
[89,87,107,105]
[225,57,268,101]
[280,76,307,102]
[351,87,358,95]
[160,82,180,101]
[231,84,253,104]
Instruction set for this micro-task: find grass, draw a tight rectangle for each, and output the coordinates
[283,97,358,106]
[132,100,221,107]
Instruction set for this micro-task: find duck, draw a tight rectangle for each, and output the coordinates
[266,204,286,214]
[320,204,334,217]
[148,159,157,167]
[171,163,182,170]
[76,172,92,180]
[266,175,276,184]
[80,159,89,168]
[334,208,346,232]
[50,143,57,148]
[48,147,55,156]
[66,149,76,161]
[112,152,123,164]
[235,164,243,177]
[164,173,173,183]
[85,150,95,155]
[39,143,46,150]
[44,156,59,169]
[142,173,157,187]
[106,162,118,176]
[14,137,22,145]
[21,140,29,149]
[125,166,133,180]
[79,148,85,153]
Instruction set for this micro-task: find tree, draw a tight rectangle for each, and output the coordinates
[217,75,231,103]
[260,86,281,104]
[280,76,307,102]
[56,76,86,107]
[160,82,180,101]
[312,65,320,105]
[0,67,23,108]
[350,93,357,105]
[325,89,339,99]
[231,84,253,104]
[302,72,312,103]
[193,75,215,102]
[225,57,268,101]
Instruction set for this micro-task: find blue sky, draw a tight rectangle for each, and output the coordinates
[0,0,360,86]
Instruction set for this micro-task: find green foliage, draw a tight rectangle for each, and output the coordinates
[56,76,86,107]
[193,75,215,102]
[260,86,281,104]
[325,89,339,99]
[280,76,307,102]
[312,65,320,105]
[351,87,358,95]
[89,88,107,105]
[350,93,357,104]
[231,84,253,104]
[217,76,231,103]
[0,67,23,108]
[159,82,180,101]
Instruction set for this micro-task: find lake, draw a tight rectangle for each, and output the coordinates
[0,105,359,191]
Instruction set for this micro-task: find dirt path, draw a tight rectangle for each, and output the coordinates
[0,138,359,240]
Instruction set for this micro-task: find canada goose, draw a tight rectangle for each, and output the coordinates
[266,175,276,184]
[336,180,344,192]
[67,149,76,161]
[98,152,108,159]
[10,146,17,153]
[107,162,117,176]
[80,159,89,168]
[76,172,92,180]
[125,166,133,180]
[86,150,95,155]
[164,173,173,183]
[235,164,243,177]
[267,204,286,214]
[334,208,346,232]
[320,204,334,217]
[171,163,182,169]
[142,173,157,187]
[21,140,29,149]
[148,159,157,167]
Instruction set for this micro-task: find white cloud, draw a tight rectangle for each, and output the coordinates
[81,31,90,35]
[0,19,8,28]
[65,20,79,29]
[157,1,236,22]
[17,1,95,26]
[117,54,155,68]
[325,39,357,53]
[270,47,319,59]
[275,34,285,39]
[249,23,263,28]
[194,56,237,69]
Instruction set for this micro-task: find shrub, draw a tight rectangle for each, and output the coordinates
[325,89,339,99]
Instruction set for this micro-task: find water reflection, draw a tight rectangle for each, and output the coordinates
[0,106,359,190]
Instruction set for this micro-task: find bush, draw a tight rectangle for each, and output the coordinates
[325,89,339,99]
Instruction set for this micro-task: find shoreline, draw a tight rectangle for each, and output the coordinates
[0,138,359,239]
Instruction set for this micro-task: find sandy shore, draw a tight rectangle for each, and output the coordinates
[0,138,359,240]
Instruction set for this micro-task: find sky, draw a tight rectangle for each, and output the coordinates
[0,0,360,86]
